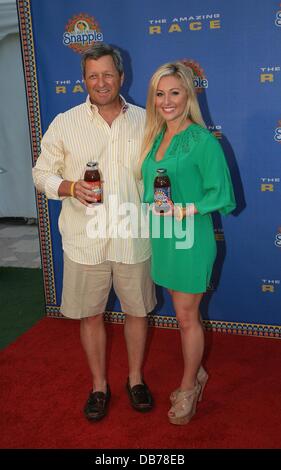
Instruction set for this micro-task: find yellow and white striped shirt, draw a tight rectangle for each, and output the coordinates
[32,95,151,265]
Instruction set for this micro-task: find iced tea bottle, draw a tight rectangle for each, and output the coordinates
[154,168,171,213]
[84,161,103,204]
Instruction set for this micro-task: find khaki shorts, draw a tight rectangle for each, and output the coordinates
[61,254,156,319]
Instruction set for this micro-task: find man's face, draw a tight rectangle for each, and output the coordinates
[84,55,124,108]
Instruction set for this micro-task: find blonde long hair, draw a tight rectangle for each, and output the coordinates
[138,62,206,177]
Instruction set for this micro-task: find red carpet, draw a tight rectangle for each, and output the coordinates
[0,318,281,449]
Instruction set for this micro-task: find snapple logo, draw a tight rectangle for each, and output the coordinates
[63,14,104,53]
[181,59,208,93]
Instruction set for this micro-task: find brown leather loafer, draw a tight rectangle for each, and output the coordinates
[84,385,111,421]
[126,378,153,412]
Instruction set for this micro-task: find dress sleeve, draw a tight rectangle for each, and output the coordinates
[194,134,236,216]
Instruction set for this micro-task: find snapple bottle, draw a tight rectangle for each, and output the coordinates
[84,161,103,204]
[154,168,171,213]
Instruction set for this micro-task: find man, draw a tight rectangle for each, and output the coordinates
[33,43,156,422]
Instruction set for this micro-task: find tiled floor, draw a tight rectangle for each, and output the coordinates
[0,218,41,268]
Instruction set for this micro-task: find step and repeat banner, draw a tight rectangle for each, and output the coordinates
[17,0,281,337]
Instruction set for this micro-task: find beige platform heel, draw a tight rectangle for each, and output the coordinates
[170,365,209,404]
[168,382,201,425]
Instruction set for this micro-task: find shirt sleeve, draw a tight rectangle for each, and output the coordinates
[194,134,236,216]
[32,115,65,200]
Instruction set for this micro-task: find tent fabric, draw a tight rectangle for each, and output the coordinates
[0,0,19,41]
[0,0,36,218]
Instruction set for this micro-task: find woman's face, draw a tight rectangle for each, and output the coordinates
[155,75,188,125]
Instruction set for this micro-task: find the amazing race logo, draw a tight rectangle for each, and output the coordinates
[181,59,208,93]
[63,13,103,53]
[148,13,221,34]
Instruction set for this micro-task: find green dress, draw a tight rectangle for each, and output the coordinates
[142,124,236,293]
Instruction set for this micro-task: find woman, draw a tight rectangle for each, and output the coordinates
[139,62,236,425]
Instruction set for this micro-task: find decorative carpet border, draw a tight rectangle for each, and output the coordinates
[17,0,56,305]
[45,307,281,339]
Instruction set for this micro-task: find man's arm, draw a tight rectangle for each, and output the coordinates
[32,117,66,199]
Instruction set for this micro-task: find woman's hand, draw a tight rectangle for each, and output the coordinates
[151,198,174,217]
[151,200,196,220]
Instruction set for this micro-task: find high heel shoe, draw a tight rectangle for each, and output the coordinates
[197,365,208,402]
[168,382,201,425]
[170,365,209,404]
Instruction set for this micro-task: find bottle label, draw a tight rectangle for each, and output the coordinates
[89,181,102,203]
[154,187,171,212]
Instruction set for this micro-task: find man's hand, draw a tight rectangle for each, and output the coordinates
[72,180,101,206]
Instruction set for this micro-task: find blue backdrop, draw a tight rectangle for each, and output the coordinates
[17,0,281,337]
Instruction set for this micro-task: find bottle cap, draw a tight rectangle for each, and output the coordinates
[86,161,98,168]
